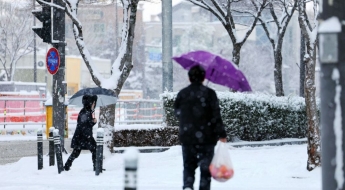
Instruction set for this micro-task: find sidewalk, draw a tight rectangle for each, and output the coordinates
[230,138,307,148]
[113,138,308,153]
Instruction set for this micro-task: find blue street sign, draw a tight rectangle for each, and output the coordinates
[46,48,60,75]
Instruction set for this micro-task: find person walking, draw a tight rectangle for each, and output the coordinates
[174,65,227,190]
[64,95,98,171]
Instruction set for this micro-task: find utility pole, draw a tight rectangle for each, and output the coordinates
[33,0,37,83]
[162,0,173,92]
[319,0,345,189]
[33,0,66,150]
[52,0,66,150]
[115,0,118,58]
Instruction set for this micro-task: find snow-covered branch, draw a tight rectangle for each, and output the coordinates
[37,0,65,10]
[64,0,103,86]
[237,0,268,44]
[188,0,226,25]
[187,0,269,65]
[258,17,276,47]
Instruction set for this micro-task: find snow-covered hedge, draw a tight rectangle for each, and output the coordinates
[113,127,179,147]
[161,92,310,141]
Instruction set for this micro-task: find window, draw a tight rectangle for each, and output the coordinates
[94,23,105,33]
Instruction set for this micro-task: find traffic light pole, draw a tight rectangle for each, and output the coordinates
[33,0,66,151]
[52,0,66,151]
[319,1,345,189]
[33,0,37,83]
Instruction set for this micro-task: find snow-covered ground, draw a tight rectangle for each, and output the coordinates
[0,144,321,190]
[0,124,164,141]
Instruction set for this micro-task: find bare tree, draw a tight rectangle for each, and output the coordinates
[298,0,320,171]
[66,0,141,152]
[258,0,297,96]
[187,0,268,66]
[38,0,143,152]
[0,1,34,81]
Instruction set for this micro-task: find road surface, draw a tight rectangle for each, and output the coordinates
[0,139,74,165]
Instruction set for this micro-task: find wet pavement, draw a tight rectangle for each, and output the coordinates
[0,139,73,165]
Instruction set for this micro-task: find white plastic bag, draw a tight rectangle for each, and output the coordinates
[209,141,234,182]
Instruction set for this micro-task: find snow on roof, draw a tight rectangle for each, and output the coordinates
[45,97,68,106]
[66,55,110,62]
[319,17,341,33]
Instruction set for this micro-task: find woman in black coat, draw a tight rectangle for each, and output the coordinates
[64,94,97,171]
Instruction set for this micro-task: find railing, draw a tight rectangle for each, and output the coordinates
[0,98,164,129]
[0,98,47,123]
[115,100,163,122]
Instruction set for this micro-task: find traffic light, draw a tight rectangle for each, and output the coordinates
[32,0,51,43]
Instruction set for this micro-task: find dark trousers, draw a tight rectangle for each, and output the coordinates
[182,144,215,190]
[65,146,96,169]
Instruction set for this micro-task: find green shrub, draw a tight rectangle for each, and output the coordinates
[161,91,309,141]
[113,127,179,147]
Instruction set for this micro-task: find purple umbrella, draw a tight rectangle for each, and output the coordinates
[173,50,252,92]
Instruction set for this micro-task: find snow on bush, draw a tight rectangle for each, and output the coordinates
[161,91,314,141]
[113,127,179,147]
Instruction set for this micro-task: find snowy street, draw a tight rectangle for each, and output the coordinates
[0,144,321,190]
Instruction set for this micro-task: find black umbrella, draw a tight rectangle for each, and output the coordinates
[68,87,118,107]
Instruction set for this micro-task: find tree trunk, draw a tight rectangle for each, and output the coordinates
[305,45,321,171]
[8,66,12,81]
[232,44,241,66]
[274,50,284,96]
[300,33,306,97]
[99,1,138,153]
[98,104,116,153]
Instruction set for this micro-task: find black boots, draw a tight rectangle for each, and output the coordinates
[64,160,72,171]
[64,165,70,171]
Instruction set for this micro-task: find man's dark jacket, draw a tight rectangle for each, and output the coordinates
[71,107,97,150]
[174,83,227,145]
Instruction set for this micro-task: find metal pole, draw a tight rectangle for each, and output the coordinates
[124,147,139,190]
[115,0,118,58]
[45,68,47,97]
[319,1,345,189]
[95,128,104,176]
[33,0,37,83]
[53,129,64,173]
[162,0,173,92]
[49,126,55,166]
[52,0,66,150]
[4,100,6,123]
[37,129,43,170]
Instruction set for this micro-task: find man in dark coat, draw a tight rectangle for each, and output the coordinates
[64,94,98,171]
[174,65,227,190]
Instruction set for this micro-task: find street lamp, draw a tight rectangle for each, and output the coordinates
[318,16,343,190]
[319,18,340,64]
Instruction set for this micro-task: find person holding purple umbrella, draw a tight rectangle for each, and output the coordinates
[174,65,227,190]
[173,50,252,92]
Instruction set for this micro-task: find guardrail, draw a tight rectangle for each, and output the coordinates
[0,119,163,129]
[0,98,164,126]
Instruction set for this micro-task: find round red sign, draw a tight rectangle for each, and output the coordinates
[46,48,60,75]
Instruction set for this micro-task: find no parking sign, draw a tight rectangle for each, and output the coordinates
[46,48,60,75]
